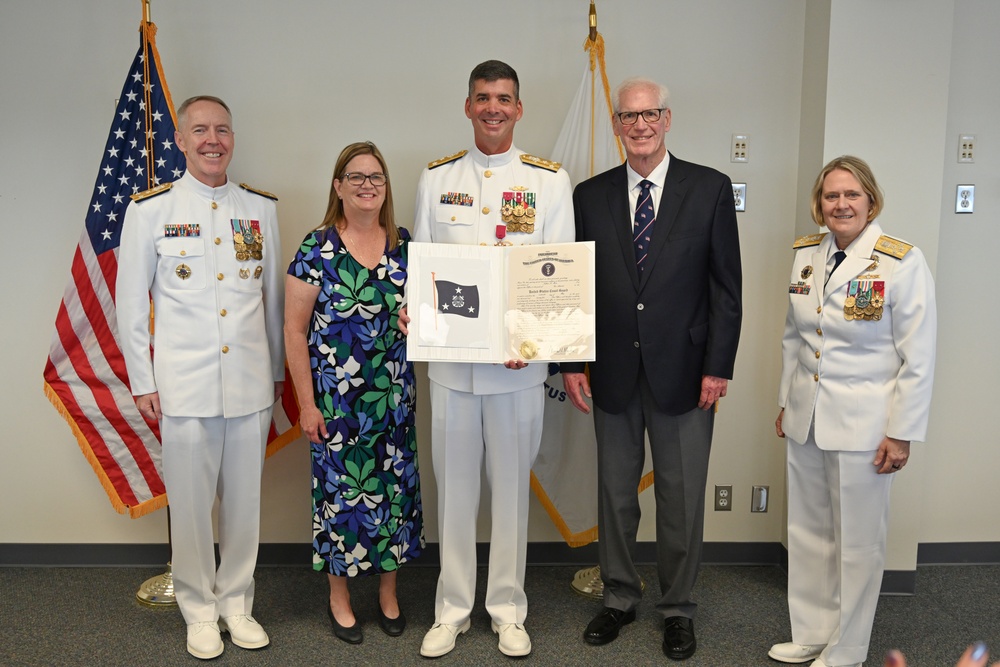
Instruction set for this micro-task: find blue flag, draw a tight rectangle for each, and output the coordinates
[435,280,480,318]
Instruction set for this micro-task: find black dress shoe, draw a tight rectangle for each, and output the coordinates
[583,607,636,645]
[662,616,696,660]
[377,604,406,637]
[327,605,363,644]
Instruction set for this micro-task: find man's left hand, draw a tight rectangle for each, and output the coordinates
[873,436,910,474]
[699,375,729,410]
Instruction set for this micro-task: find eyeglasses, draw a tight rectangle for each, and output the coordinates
[616,108,665,125]
[342,172,387,187]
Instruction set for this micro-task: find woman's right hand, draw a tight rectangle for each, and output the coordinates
[398,306,410,336]
[299,403,329,444]
[775,409,785,438]
[885,643,998,667]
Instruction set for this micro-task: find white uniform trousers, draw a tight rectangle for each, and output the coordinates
[429,380,543,626]
[786,433,893,667]
[161,409,271,624]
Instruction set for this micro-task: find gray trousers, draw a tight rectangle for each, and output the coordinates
[593,371,714,619]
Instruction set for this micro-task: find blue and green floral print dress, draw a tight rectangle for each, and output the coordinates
[288,227,423,576]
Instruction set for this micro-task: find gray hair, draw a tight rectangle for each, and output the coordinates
[177,95,232,129]
[612,77,670,113]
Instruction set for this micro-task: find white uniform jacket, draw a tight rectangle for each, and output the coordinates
[117,171,285,418]
[413,144,574,394]
[777,221,936,451]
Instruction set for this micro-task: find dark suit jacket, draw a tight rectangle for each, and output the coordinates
[564,154,742,415]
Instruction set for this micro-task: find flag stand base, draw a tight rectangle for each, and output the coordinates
[571,565,604,599]
[571,564,645,600]
[136,561,177,607]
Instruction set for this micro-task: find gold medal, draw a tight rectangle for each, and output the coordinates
[176,264,192,280]
[844,296,856,308]
[251,250,263,261]
[239,268,250,279]
[236,250,249,261]
[253,265,263,279]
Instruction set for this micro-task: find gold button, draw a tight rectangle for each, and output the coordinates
[217,273,224,281]
[816,328,822,336]
[485,170,493,178]
[813,373,819,381]
[180,250,187,256]
[222,345,229,353]
[451,216,457,222]
[815,350,820,359]
[215,237,222,245]
[211,201,218,209]
[482,206,490,215]
[817,306,822,313]
[220,309,227,317]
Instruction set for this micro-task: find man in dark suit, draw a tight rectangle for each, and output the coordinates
[562,77,742,661]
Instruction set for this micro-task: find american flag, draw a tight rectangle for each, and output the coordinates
[43,21,300,519]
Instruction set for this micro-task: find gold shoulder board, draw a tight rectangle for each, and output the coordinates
[520,154,562,172]
[792,232,827,249]
[427,150,468,169]
[239,183,278,201]
[873,234,912,259]
[130,182,173,202]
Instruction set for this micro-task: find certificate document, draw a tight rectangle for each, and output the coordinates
[406,242,595,363]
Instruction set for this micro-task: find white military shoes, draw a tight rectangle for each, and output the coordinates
[491,621,531,657]
[186,621,224,660]
[420,619,471,658]
[768,642,825,663]
[219,614,270,649]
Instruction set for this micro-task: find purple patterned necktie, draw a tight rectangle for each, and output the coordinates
[633,179,656,271]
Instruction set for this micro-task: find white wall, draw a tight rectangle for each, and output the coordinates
[1,0,996,564]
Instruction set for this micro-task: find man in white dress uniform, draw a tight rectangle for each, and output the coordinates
[412,60,574,659]
[117,96,284,660]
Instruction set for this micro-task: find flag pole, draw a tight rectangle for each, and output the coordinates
[132,0,178,609]
[568,1,643,602]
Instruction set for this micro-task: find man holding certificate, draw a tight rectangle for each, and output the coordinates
[412,59,574,659]
[562,77,742,660]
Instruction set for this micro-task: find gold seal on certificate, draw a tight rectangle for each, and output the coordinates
[519,340,538,359]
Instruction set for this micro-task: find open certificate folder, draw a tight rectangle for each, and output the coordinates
[406,242,596,363]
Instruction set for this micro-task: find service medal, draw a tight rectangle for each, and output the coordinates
[254,266,263,279]
[239,268,250,279]
[176,264,192,280]
[801,265,813,279]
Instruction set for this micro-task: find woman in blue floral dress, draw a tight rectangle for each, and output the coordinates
[285,142,422,644]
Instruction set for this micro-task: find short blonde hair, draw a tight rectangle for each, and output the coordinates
[810,155,884,226]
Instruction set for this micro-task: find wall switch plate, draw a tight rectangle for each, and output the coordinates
[956,185,975,213]
[731,134,749,163]
[959,134,975,163]
[732,183,746,212]
[714,485,732,511]
[751,485,769,512]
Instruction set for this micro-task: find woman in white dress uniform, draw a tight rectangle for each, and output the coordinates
[768,156,937,667]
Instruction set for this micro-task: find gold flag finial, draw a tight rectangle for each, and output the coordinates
[589,2,598,41]
[142,0,151,23]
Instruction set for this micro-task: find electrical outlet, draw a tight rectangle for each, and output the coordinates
[751,485,769,513]
[714,485,732,511]
[731,134,749,163]
[959,134,975,163]
[956,185,975,214]
[732,183,746,212]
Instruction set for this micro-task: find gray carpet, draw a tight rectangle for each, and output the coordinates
[1,564,997,666]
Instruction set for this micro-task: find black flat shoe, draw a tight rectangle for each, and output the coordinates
[583,607,636,645]
[377,604,406,637]
[327,605,363,644]
[662,616,696,660]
